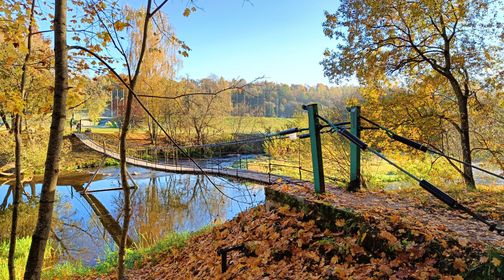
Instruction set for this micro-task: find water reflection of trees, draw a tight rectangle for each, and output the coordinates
[0,183,88,264]
[129,174,227,248]
[0,172,262,264]
[72,184,133,246]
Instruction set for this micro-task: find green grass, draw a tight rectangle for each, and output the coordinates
[0,237,55,280]
[216,116,295,134]
[77,127,120,134]
[44,226,214,278]
[41,262,92,280]
[76,116,294,136]
[97,226,212,272]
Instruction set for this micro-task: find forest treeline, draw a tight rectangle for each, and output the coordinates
[229,82,358,117]
[106,77,359,145]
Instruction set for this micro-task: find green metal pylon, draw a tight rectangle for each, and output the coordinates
[304,103,325,193]
[348,106,361,191]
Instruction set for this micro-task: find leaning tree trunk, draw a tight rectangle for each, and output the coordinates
[24,0,68,278]
[0,110,10,131]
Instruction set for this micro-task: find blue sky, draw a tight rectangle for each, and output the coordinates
[158,0,337,85]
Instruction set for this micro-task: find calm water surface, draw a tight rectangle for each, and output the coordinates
[0,166,264,265]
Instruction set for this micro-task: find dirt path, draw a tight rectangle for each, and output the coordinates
[271,183,504,248]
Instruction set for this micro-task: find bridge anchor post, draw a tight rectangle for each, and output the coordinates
[348,106,361,191]
[303,103,325,193]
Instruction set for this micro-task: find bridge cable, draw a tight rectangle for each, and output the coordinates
[317,114,504,236]
[125,89,253,204]
[360,116,504,181]
[147,127,309,153]
[73,47,260,205]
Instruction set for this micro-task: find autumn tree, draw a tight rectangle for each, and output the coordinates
[67,1,190,278]
[177,77,233,145]
[322,0,504,189]
[1,1,37,279]
[24,0,69,278]
[97,4,177,277]
[131,8,180,145]
[0,1,55,279]
[68,75,113,122]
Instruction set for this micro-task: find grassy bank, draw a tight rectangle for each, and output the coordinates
[0,237,56,280]
[79,116,295,136]
[247,149,503,192]
[41,227,213,279]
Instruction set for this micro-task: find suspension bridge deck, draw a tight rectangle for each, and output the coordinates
[73,133,295,185]
[73,133,504,249]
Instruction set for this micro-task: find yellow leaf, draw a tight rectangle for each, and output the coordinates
[390,215,401,224]
[491,257,501,267]
[113,20,129,31]
[183,8,191,17]
[453,258,466,272]
[360,232,367,242]
[335,219,346,227]
[458,238,468,247]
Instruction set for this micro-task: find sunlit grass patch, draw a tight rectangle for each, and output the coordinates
[70,226,216,277]
[0,237,55,280]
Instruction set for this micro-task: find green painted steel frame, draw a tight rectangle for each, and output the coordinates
[306,103,325,193]
[348,106,361,191]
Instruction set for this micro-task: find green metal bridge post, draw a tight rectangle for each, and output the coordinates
[305,103,325,193]
[348,106,361,191]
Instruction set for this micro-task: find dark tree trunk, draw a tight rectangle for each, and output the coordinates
[9,1,36,278]
[448,77,476,190]
[118,89,133,279]
[0,110,10,131]
[24,0,68,278]
[8,115,22,280]
[117,2,153,278]
[456,94,476,189]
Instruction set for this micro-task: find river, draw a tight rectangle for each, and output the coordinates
[0,166,264,265]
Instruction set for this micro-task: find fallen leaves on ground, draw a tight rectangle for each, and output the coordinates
[75,182,504,279]
[273,183,504,248]
[82,200,502,279]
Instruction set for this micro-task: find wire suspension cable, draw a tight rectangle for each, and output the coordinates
[70,46,264,205]
[360,116,504,181]
[318,114,504,236]
[96,72,248,203]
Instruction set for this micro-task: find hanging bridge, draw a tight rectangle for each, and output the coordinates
[73,132,301,185]
[73,103,504,237]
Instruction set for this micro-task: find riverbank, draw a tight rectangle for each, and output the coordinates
[63,185,504,279]
[0,165,264,278]
[0,133,114,179]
